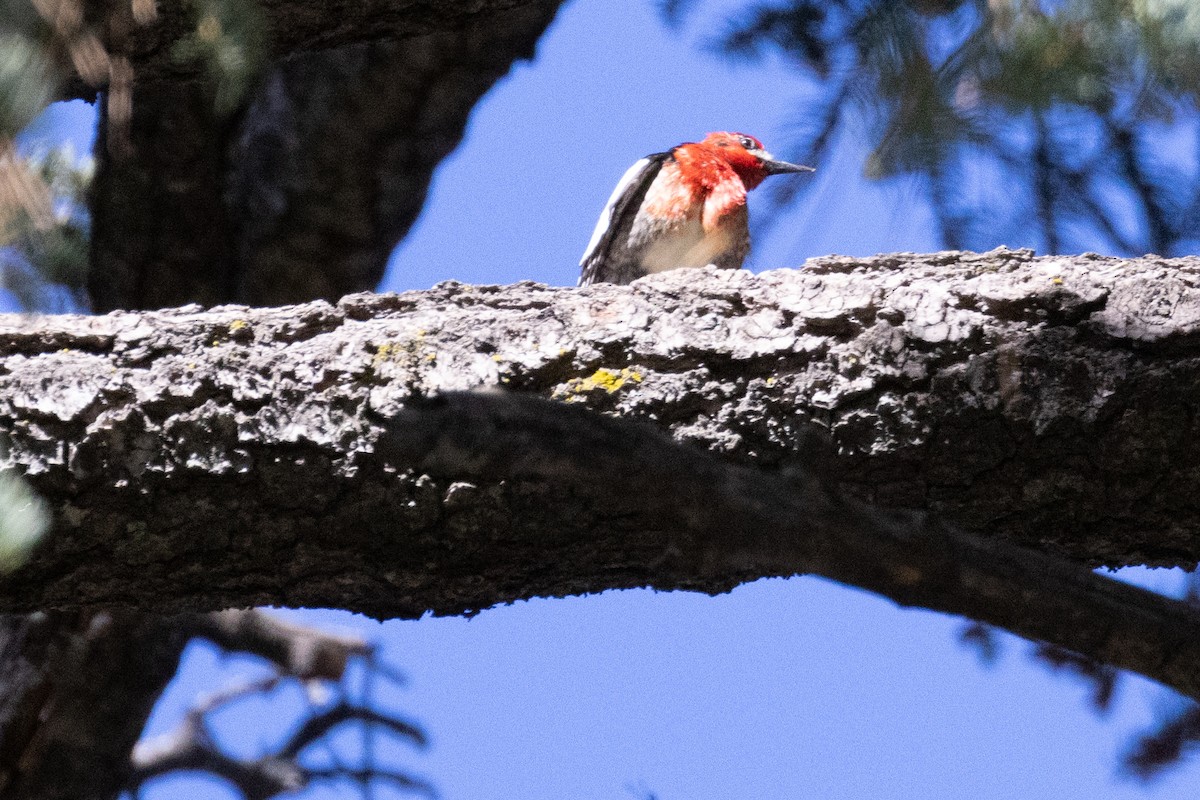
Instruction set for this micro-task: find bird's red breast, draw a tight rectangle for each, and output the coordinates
[643,132,770,233]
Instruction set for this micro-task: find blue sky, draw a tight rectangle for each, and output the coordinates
[380,0,942,291]
[18,0,1200,797]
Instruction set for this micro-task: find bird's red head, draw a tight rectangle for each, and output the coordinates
[679,131,812,191]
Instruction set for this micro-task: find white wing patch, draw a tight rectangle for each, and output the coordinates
[580,157,656,268]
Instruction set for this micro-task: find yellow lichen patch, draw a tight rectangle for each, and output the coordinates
[372,342,397,369]
[1050,276,1064,285]
[206,319,252,347]
[371,338,437,372]
[555,367,644,400]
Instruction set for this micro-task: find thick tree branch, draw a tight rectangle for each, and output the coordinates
[376,390,1200,701]
[4,249,1200,684]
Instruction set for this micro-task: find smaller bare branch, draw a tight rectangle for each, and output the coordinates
[304,767,437,797]
[132,699,307,800]
[280,703,427,760]
[1032,113,1061,254]
[958,622,1002,666]
[131,727,306,800]
[192,674,287,718]
[363,652,411,689]
[1105,117,1176,254]
[1125,704,1200,780]
[130,667,427,799]
[1032,643,1118,712]
[186,609,370,680]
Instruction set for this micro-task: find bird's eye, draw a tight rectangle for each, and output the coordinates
[737,136,757,150]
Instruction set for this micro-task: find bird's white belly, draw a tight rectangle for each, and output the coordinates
[640,216,739,274]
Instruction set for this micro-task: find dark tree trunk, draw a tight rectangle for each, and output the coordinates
[90,80,238,310]
[89,1,560,310]
[0,612,186,799]
[3,1,564,795]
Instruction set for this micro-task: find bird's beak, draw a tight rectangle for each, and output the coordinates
[761,157,815,175]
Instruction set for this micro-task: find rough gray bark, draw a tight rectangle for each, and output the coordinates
[375,390,1200,700]
[5,249,1200,690]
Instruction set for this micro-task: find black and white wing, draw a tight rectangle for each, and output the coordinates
[578,151,671,286]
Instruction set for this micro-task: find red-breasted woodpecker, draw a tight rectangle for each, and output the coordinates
[579,132,813,286]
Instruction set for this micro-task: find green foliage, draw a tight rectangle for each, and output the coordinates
[1126,0,1200,101]
[1,146,93,311]
[171,0,269,115]
[983,10,1114,112]
[674,0,1200,256]
[0,466,48,572]
[0,34,54,139]
[0,1,92,311]
[0,0,267,311]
